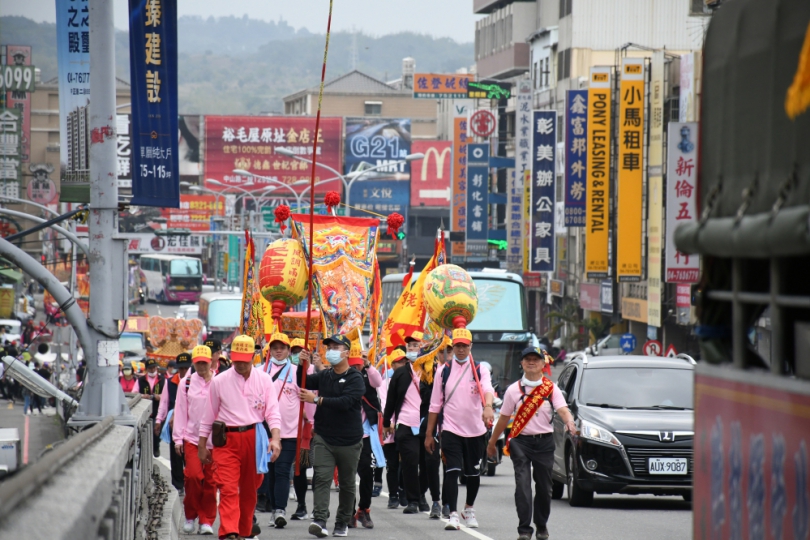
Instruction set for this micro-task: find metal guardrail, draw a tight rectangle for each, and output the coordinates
[0,416,115,516]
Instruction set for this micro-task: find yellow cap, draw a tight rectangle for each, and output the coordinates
[269,332,291,347]
[230,335,255,362]
[290,338,306,349]
[452,328,472,345]
[192,345,212,363]
[388,349,406,364]
[405,331,424,342]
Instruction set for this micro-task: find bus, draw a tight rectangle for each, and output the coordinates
[139,254,203,304]
[199,292,242,344]
[382,270,531,394]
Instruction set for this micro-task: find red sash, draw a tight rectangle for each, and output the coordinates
[504,377,554,456]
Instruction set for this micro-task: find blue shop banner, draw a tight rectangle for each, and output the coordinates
[348,179,410,233]
[128,0,179,207]
[466,143,489,254]
[565,90,587,227]
[530,111,556,273]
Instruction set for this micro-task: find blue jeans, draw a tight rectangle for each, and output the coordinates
[259,438,297,511]
[23,393,30,413]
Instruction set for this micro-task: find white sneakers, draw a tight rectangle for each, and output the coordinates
[198,523,214,535]
[182,519,196,533]
[461,507,479,528]
[445,512,460,530]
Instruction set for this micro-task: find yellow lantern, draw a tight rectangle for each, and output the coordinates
[423,264,478,330]
[260,238,309,329]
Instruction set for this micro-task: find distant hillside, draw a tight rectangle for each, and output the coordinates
[0,15,474,114]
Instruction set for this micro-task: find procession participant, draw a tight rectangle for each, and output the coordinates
[139,358,166,458]
[198,335,282,540]
[425,329,495,530]
[414,339,443,519]
[487,347,576,540]
[173,346,217,536]
[120,362,139,393]
[297,334,365,538]
[383,331,430,515]
[204,338,228,373]
[290,338,317,521]
[257,332,300,529]
[380,349,407,509]
[156,353,193,492]
[349,340,383,529]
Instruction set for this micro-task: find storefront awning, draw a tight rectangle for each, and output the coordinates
[0,268,23,283]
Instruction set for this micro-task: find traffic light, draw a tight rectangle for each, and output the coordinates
[396,230,406,240]
[487,239,507,250]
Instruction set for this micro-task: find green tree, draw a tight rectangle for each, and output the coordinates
[545,302,610,350]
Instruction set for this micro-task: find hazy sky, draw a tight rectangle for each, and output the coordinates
[2,0,479,43]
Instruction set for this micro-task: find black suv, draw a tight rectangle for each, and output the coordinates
[550,354,694,506]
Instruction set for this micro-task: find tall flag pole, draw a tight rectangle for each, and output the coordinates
[296,0,335,476]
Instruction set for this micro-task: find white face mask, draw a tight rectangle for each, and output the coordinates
[325,350,343,366]
[169,368,178,375]
[147,371,157,378]
[271,357,288,366]
[454,355,469,363]
[406,351,418,362]
[521,376,543,388]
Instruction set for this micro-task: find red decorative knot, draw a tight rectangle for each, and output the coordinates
[386,212,404,239]
[274,204,291,233]
[324,191,341,212]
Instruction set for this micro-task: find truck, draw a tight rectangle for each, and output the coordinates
[675,2,810,538]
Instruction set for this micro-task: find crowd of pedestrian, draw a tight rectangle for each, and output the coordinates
[133,324,573,540]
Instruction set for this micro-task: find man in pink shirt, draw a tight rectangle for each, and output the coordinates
[383,331,431,515]
[198,335,283,540]
[257,333,300,529]
[173,346,217,535]
[487,347,576,540]
[425,328,495,531]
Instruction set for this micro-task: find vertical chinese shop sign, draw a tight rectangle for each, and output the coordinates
[665,122,700,283]
[128,0,179,207]
[565,90,587,227]
[508,79,532,272]
[617,58,645,282]
[451,118,468,257]
[466,143,489,255]
[647,51,665,328]
[585,67,612,279]
[530,111,556,273]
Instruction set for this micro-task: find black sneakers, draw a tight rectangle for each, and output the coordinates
[403,502,420,514]
[309,520,329,538]
[333,522,348,537]
[387,495,399,509]
[291,504,308,520]
[356,508,374,529]
[418,495,430,512]
[536,525,550,540]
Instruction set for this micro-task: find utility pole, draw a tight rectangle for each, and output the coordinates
[71,0,131,424]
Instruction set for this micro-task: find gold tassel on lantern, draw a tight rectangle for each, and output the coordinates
[786,21,810,120]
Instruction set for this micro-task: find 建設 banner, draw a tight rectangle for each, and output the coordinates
[128,0,179,207]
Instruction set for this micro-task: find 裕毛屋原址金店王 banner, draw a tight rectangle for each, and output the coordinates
[291,214,380,339]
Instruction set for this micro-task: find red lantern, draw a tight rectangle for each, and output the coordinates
[324,191,341,213]
[274,204,291,232]
[386,212,404,239]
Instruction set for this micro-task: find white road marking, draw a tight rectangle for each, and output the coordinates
[365,483,496,540]
[156,456,171,469]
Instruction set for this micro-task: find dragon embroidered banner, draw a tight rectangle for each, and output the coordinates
[291,214,380,338]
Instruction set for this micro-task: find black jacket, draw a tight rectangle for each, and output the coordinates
[382,362,434,431]
[139,375,165,418]
[297,365,365,446]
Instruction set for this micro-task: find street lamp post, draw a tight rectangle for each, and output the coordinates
[274,147,424,216]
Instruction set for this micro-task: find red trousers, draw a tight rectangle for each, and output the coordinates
[183,441,218,526]
[212,429,263,538]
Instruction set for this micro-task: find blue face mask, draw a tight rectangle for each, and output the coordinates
[290,353,300,365]
[325,349,343,366]
[386,368,394,378]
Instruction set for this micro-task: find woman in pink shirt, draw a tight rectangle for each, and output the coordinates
[173,345,218,536]
[258,333,301,529]
[487,347,576,540]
